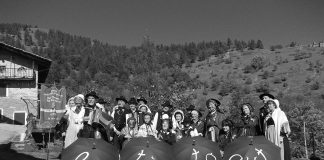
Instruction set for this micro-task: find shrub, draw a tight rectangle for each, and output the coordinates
[255,81,270,93]
[245,77,253,85]
[310,81,320,90]
[242,86,251,94]
[305,77,312,83]
[202,87,208,95]
[210,78,221,91]
[261,71,270,79]
[273,77,282,84]
[270,45,283,51]
[283,82,288,87]
[195,74,200,79]
[219,81,237,96]
[243,65,256,74]
[272,65,278,72]
[293,52,312,60]
[224,58,232,64]
[282,59,289,63]
[251,55,266,70]
[281,76,287,82]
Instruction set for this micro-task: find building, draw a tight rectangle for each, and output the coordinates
[0,42,51,125]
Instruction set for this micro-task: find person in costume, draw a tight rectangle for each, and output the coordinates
[153,100,173,131]
[205,98,226,142]
[137,112,157,138]
[236,103,259,137]
[157,117,176,145]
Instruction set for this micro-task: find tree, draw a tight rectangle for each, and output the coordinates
[248,40,256,50]
[256,40,264,49]
[227,38,233,49]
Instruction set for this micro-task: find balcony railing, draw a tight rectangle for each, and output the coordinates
[0,67,35,80]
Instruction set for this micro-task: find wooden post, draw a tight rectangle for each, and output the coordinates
[304,121,308,159]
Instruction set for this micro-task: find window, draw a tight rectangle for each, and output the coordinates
[0,83,6,97]
[0,66,5,76]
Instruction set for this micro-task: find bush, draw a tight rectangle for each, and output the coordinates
[224,58,232,64]
[261,71,270,79]
[270,44,283,51]
[310,81,320,90]
[210,78,221,91]
[219,81,237,96]
[293,52,312,60]
[243,65,256,74]
[203,87,208,95]
[281,76,287,82]
[242,86,251,94]
[255,81,270,93]
[251,55,266,70]
[305,77,312,83]
[283,82,288,87]
[272,65,278,72]
[245,77,253,85]
[273,77,282,84]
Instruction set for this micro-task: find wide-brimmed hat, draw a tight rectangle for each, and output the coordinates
[186,105,195,111]
[241,103,254,113]
[161,100,173,109]
[137,97,147,104]
[116,96,128,103]
[128,97,138,105]
[85,91,99,99]
[259,93,275,100]
[206,98,221,107]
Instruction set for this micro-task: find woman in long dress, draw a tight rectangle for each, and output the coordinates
[64,96,85,148]
[266,100,291,160]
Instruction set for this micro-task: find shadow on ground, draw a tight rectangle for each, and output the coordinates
[0,143,43,160]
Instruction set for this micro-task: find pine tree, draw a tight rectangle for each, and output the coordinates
[256,40,264,49]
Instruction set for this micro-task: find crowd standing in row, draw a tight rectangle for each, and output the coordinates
[60,91,291,160]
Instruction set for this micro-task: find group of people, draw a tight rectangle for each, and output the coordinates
[60,91,291,160]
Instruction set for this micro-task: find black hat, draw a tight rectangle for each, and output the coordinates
[85,91,99,99]
[116,96,128,103]
[259,93,275,100]
[206,98,221,107]
[221,119,233,127]
[137,97,148,104]
[186,105,195,111]
[97,98,107,104]
[128,97,138,105]
[161,100,173,109]
[181,117,192,125]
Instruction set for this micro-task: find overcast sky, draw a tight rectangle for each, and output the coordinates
[1,0,324,47]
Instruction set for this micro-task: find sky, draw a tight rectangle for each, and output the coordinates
[1,0,324,47]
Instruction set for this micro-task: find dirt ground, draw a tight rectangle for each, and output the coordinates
[0,123,61,160]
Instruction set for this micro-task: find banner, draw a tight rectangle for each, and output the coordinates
[40,85,66,127]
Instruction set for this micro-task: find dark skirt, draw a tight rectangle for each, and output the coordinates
[283,136,291,160]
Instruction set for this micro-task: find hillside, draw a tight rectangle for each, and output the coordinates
[185,47,324,111]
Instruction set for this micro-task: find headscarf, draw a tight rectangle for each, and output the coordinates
[270,100,290,146]
[138,104,152,113]
[172,109,184,130]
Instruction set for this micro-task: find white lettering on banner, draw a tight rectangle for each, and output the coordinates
[75,152,89,160]
[255,148,267,160]
[229,154,243,160]
[205,153,217,160]
[137,150,146,160]
[192,148,199,160]
[228,148,267,160]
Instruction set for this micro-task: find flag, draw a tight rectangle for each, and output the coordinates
[40,85,66,127]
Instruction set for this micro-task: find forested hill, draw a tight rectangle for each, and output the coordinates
[0,23,263,109]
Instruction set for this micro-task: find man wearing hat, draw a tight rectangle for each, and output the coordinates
[205,98,227,142]
[258,93,278,135]
[152,100,173,131]
[111,96,131,150]
[137,96,148,105]
[125,97,139,127]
